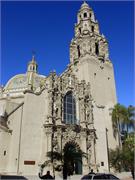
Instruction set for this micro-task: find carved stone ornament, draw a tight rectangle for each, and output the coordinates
[44,126,53,135]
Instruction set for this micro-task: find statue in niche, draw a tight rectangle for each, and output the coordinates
[69,76,72,86]
[53,135,59,151]
[53,102,58,117]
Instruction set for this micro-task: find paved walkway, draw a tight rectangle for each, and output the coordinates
[116,172,133,180]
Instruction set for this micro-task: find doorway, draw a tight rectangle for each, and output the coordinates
[63,142,82,179]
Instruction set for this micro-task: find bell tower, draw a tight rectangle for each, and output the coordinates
[27,55,38,73]
[70,1,109,64]
[76,1,97,36]
[70,1,116,106]
[70,2,118,173]
[70,2,117,172]
[27,55,38,90]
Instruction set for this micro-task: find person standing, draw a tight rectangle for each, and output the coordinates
[38,171,54,179]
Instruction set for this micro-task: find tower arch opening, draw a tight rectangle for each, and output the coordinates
[84,12,87,18]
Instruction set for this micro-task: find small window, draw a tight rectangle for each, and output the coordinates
[95,43,99,55]
[92,26,94,32]
[84,12,87,18]
[101,162,104,166]
[4,151,6,156]
[89,13,91,17]
[77,45,80,57]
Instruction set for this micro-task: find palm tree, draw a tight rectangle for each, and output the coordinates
[126,105,135,133]
[109,133,134,178]
[111,103,127,147]
[117,105,135,136]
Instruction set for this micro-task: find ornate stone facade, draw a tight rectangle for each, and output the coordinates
[0,2,118,178]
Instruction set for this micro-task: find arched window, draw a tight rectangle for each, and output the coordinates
[84,12,87,18]
[91,26,94,32]
[64,91,76,124]
[30,66,33,70]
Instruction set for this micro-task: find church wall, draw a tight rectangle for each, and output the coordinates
[6,103,24,174]
[0,129,11,173]
[93,105,109,172]
[0,98,24,174]
[73,56,117,106]
[17,92,46,175]
[104,105,119,150]
[39,90,49,164]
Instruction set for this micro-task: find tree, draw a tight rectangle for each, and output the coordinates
[111,103,127,146]
[110,104,135,178]
[109,133,134,178]
[109,147,123,172]
[111,104,135,146]
[125,105,135,133]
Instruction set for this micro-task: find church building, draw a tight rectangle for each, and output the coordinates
[0,2,118,178]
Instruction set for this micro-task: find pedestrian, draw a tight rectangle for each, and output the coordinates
[89,169,95,174]
[131,167,134,179]
[38,171,54,179]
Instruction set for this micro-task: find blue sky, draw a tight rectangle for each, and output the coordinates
[1,1,134,107]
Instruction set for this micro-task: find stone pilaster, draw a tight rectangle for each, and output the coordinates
[81,129,89,174]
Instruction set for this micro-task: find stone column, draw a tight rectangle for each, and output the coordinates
[57,128,62,152]
[55,128,63,179]
[47,90,53,124]
[79,98,86,128]
[44,126,53,174]
[90,134,97,172]
[55,93,62,125]
[81,130,89,174]
[76,99,80,124]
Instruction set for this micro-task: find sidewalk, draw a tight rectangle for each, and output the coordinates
[116,172,133,180]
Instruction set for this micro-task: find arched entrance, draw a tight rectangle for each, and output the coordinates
[63,142,82,179]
